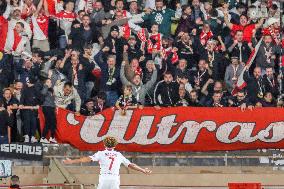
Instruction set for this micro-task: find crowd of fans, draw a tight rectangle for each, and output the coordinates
[0,0,282,144]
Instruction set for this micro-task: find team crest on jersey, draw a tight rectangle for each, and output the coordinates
[154,13,163,25]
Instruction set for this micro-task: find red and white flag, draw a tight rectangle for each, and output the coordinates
[231,38,263,95]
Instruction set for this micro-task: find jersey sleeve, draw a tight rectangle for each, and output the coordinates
[89,152,100,162]
[120,153,131,167]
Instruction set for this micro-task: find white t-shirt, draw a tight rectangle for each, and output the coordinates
[89,149,131,176]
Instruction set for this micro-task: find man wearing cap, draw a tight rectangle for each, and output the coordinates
[224,55,244,92]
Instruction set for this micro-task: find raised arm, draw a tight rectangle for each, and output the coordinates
[34,0,44,17]
[255,18,264,30]
[120,62,131,86]
[223,11,233,30]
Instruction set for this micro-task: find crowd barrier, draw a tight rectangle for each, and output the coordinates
[39,107,284,152]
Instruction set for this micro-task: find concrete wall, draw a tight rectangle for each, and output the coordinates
[3,166,284,187]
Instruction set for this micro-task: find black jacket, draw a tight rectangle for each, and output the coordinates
[154,80,179,106]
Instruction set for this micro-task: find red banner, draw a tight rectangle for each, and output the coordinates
[39,107,284,152]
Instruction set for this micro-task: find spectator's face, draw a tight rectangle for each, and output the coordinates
[116,1,124,11]
[86,101,94,110]
[204,2,212,12]
[269,8,277,16]
[146,61,154,72]
[124,88,132,96]
[12,10,21,19]
[132,75,141,86]
[63,86,72,96]
[264,93,273,102]
[190,92,198,101]
[65,2,74,12]
[24,60,33,69]
[128,38,137,46]
[155,1,163,11]
[151,25,159,33]
[192,0,200,8]
[115,11,123,19]
[3,90,12,100]
[213,82,222,91]
[131,59,139,69]
[240,15,248,26]
[178,60,187,69]
[264,35,272,44]
[162,39,169,48]
[78,12,85,20]
[111,30,119,38]
[71,51,79,61]
[236,92,245,102]
[15,82,23,91]
[202,24,210,32]
[107,57,116,68]
[82,16,90,26]
[206,41,216,51]
[129,2,138,12]
[235,31,243,42]
[213,93,222,103]
[231,58,239,65]
[179,88,186,98]
[198,60,206,70]
[266,68,273,78]
[84,48,92,55]
[97,98,105,105]
[164,74,173,84]
[184,7,192,15]
[253,68,261,79]
[94,2,103,11]
[181,33,190,42]
[15,23,23,33]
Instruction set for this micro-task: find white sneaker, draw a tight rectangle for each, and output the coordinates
[24,135,29,143]
[49,137,57,144]
[40,138,50,144]
[30,136,38,143]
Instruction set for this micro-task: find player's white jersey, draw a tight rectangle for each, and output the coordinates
[89,149,131,176]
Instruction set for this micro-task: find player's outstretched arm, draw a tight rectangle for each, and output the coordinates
[63,157,92,164]
[128,163,152,174]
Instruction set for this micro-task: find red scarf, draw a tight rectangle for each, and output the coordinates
[200,30,213,46]
[162,47,179,64]
[12,30,22,51]
[147,33,161,54]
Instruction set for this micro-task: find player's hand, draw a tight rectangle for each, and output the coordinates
[143,168,152,174]
[63,158,73,164]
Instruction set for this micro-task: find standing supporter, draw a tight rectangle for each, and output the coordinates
[19,77,40,143]
[69,14,99,51]
[227,30,251,64]
[80,98,95,116]
[120,60,157,105]
[0,100,12,144]
[154,71,179,108]
[55,0,76,48]
[191,59,210,92]
[262,66,279,99]
[254,34,280,72]
[175,5,196,35]
[90,0,112,33]
[115,85,138,115]
[59,49,89,101]
[94,47,121,107]
[223,10,264,43]
[40,78,57,143]
[1,88,18,142]
[21,0,36,21]
[142,0,181,36]
[243,66,264,105]
[31,0,50,52]
[224,56,244,92]
[93,92,108,113]
[54,81,81,114]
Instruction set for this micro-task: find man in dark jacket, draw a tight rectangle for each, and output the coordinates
[243,66,264,105]
[94,47,121,106]
[69,15,100,52]
[154,71,179,108]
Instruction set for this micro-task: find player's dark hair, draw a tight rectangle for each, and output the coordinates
[103,137,118,148]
